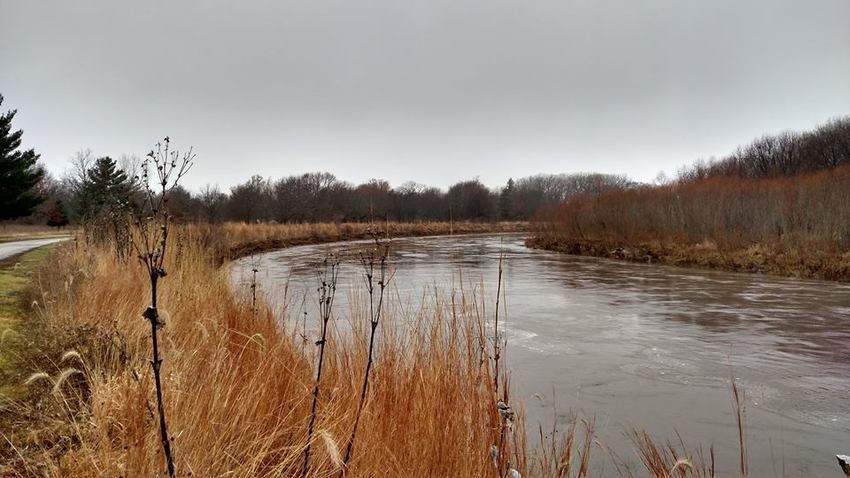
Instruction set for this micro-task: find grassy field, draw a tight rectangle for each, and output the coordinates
[0,222,736,477]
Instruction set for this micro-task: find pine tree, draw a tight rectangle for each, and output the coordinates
[0,94,44,220]
[499,178,516,220]
[75,156,132,220]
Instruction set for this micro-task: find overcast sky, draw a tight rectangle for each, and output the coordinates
[1,0,848,191]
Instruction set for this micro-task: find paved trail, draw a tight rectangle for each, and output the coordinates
[0,237,69,261]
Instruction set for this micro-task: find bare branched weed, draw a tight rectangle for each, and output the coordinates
[303,253,341,477]
[339,234,393,474]
[128,136,195,477]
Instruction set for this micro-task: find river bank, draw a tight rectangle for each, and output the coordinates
[194,220,528,262]
[527,234,850,282]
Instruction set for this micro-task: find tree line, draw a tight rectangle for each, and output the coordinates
[542,116,850,250]
[2,93,631,226]
[678,117,850,182]
[9,86,844,236]
[39,161,628,225]
[189,171,629,224]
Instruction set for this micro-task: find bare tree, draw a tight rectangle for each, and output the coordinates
[227,174,271,222]
[64,149,94,192]
[199,183,226,223]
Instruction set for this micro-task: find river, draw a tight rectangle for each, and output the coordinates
[232,233,850,476]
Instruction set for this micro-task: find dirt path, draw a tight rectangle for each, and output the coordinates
[0,237,68,261]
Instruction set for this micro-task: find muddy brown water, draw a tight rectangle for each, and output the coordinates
[232,233,850,477]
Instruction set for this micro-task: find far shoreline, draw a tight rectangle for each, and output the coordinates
[191,221,529,263]
[526,233,850,283]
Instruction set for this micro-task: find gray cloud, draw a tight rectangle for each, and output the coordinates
[1,0,848,190]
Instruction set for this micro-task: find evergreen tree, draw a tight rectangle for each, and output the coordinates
[74,156,133,220]
[499,178,516,220]
[0,94,44,220]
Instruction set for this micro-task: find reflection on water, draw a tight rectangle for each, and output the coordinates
[233,233,850,477]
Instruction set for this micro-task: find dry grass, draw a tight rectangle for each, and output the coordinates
[626,430,716,478]
[527,234,850,282]
[0,222,750,477]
